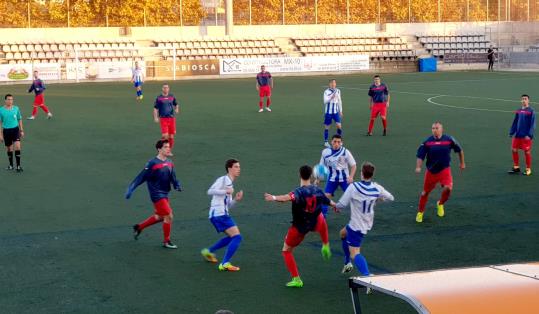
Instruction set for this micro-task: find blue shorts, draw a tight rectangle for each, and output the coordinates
[324,113,341,125]
[325,180,349,196]
[346,225,365,248]
[134,81,143,88]
[210,215,236,233]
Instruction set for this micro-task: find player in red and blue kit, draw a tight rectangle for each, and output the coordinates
[265,165,335,288]
[126,139,182,249]
[415,122,465,223]
[27,71,52,120]
[256,65,273,112]
[367,75,389,136]
[153,84,179,149]
[508,94,535,176]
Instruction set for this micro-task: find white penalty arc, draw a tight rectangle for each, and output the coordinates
[426,95,515,113]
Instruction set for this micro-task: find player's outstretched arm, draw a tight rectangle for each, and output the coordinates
[125,167,149,199]
[378,186,395,202]
[264,193,291,202]
[335,187,352,211]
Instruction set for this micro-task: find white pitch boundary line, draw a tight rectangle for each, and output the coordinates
[426,95,514,113]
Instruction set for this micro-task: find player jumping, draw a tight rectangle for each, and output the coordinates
[27,71,53,120]
[201,159,244,272]
[265,165,335,288]
[323,79,343,147]
[367,75,389,136]
[508,94,535,176]
[0,94,24,172]
[256,65,273,113]
[126,139,182,249]
[415,122,465,223]
[132,61,144,100]
[153,84,179,149]
[335,162,394,275]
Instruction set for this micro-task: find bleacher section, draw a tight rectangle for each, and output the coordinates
[0,38,138,64]
[418,33,493,58]
[293,35,416,61]
[153,38,284,60]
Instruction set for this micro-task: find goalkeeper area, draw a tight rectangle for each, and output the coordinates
[1,71,538,313]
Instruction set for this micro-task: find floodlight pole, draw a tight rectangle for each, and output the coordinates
[249,0,252,25]
[27,0,31,28]
[67,0,70,27]
[225,0,233,35]
[315,0,318,24]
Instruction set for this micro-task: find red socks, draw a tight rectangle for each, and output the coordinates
[315,215,329,244]
[525,151,532,169]
[282,251,299,277]
[266,98,271,107]
[382,118,387,130]
[169,137,174,148]
[418,192,429,213]
[368,119,375,133]
[32,106,38,117]
[259,100,263,109]
[439,188,451,205]
[512,151,520,168]
[40,104,50,114]
[31,105,50,117]
[163,222,171,242]
[138,215,161,230]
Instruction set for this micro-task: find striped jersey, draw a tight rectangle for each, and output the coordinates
[323,88,342,114]
[335,180,394,234]
[319,146,356,182]
[132,67,144,83]
[207,175,236,218]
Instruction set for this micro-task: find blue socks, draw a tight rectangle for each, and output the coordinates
[209,236,232,253]
[354,254,370,276]
[324,129,329,141]
[222,234,242,264]
[337,128,342,136]
[341,238,351,264]
[136,90,142,97]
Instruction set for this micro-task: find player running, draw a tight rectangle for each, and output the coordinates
[367,75,389,136]
[126,139,182,249]
[264,165,335,288]
[508,94,535,176]
[415,122,465,223]
[27,71,53,120]
[132,61,144,100]
[319,134,357,216]
[0,94,24,172]
[335,162,394,275]
[201,159,244,272]
[256,65,273,113]
[323,79,343,147]
[153,84,179,149]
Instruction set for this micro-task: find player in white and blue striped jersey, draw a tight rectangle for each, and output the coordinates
[335,162,394,275]
[319,134,357,204]
[323,79,343,147]
[201,159,244,272]
[131,61,144,100]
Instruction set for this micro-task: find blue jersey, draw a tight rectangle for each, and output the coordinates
[126,157,182,203]
[28,79,46,96]
[154,94,178,118]
[289,185,331,234]
[368,83,389,103]
[256,71,272,86]
[417,135,462,174]
[510,106,535,139]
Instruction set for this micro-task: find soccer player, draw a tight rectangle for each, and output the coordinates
[201,159,244,271]
[126,139,182,249]
[487,45,494,71]
[323,79,343,147]
[367,75,390,136]
[132,61,144,100]
[415,122,465,223]
[335,162,394,275]
[319,134,357,215]
[27,70,52,120]
[264,165,334,288]
[508,94,535,176]
[256,65,273,113]
[153,83,179,149]
[0,94,24,172]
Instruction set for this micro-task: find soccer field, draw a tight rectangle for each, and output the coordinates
[1,71,538,314]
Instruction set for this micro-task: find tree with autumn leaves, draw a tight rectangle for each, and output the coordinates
[0,0,534,27]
